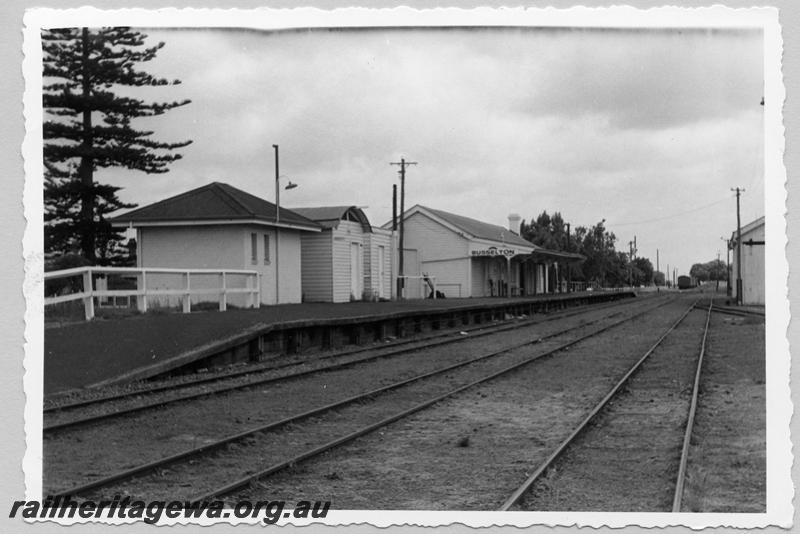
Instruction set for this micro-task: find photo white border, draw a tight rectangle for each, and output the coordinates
[21,5,790,528]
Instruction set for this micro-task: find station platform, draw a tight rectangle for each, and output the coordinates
[44,291,634,396]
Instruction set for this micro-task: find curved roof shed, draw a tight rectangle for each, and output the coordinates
[290,206,373,233]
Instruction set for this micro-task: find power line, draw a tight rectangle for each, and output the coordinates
[609,197,730,227]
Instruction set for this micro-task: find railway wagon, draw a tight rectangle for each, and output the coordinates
[677,275,695,290]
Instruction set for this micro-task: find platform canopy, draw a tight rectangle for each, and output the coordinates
[519,248,586,264]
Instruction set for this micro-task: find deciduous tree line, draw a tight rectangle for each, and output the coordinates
[519,211,658,288]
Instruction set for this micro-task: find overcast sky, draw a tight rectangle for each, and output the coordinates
[96,25,765,276]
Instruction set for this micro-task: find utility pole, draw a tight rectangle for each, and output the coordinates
[627,236,637,288]
[656,248,660,287]
[628,240,634,288]
[390,157,417,299]
[732,187,745,305]
[273,144,281,304]
[666,263,669,288]
[721,237,731,297]
[566,223,571,293]
[716,250,721,292]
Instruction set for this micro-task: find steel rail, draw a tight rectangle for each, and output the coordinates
[189,298,675,502]
[498,299,700,511]
[50,299,668,499]
[45,297,651,432]
[703,305,764,319]
[46,295,637,414]
[672,299,713,512]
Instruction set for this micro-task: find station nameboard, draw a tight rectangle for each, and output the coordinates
[470,246,516,257]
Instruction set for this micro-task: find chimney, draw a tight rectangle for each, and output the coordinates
[507,213,522,235]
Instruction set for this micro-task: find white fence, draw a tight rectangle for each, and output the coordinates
[44,266,261,320]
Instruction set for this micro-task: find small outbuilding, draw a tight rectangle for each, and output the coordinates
[389,205,583,299]
[730,215,765,306]
[112,182,321,305]
[290,206,394,302]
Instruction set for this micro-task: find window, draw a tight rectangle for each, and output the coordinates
[264,234,271,264]
[250,233,257,264]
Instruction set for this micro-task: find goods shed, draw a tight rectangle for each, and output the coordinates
[389,205,583,299]
[291,206,394,302]
[730,216,765,305]
[111,182,321,305]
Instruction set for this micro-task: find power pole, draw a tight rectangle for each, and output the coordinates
[628,240,634,287]
[732,187,745,305]
[656,248,660,287]
[390,157,417,299]
[721,237,731,297]
[566,223,571,293]
[273,144,281,304]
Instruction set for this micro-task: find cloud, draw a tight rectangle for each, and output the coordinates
[90,26,764,274]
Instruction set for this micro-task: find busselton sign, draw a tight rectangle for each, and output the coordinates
[471,247,516,257]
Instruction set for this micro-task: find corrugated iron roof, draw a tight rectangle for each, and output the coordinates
[111,182,320,230]
[419,206,534,248]
[290,206,372,232]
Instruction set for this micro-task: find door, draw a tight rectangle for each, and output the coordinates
[350,242,361,300]
[377,245,386,299]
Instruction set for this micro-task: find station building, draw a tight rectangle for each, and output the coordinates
[290,206,394,302]
[111,182,322,305]
[389,205,583,299]
[730,216,765,306]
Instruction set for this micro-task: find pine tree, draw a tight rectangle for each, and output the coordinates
[42,27,191,264]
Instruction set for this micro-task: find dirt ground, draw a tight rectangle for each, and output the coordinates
[226,298,689,509]
[517,306,710,511]
[681,312,766,512]
[47,294,766,513]
[44,299,644,497]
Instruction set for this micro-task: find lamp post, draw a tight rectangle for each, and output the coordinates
[272,144,298,305]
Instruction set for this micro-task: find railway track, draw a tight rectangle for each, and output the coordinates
[44,295,647,432]
[698,303,764,319]
[47,296,672,499]
[499,298,712,512]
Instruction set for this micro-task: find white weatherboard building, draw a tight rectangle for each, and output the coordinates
[730,216,765,306]
[112,182,322,305]
[388,205,583,299]
[291,206,394,302]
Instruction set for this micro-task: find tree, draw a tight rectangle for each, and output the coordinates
[42,27,192,264]
[632,257,654,286]
[690,259,727,282]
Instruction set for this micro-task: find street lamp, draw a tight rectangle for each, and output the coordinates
[272,144,299,305]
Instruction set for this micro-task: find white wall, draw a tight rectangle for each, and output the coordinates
[260,226,304,305]
[332,220,367,302]
[420,258,470,298]
[366,229,393,300]
[139,224,305,306]
[139,226,244,270]
[732,223,765,305]
[404,212,470,298]
[300,231,334,302]
[403,212,469,261]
